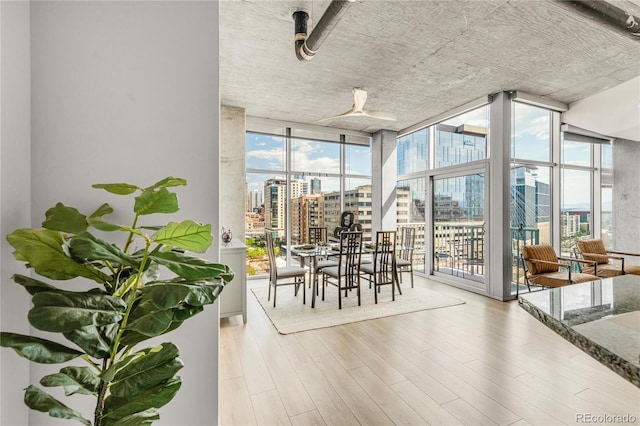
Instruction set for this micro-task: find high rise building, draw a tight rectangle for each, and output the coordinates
[562,212,581,237]
[263,177,308,239]
[324,185,375,241]
[264,177,287,238]
[247,189,263,213]
[290,195,324,244]
[510,166,550,229]
[310,177,321,195]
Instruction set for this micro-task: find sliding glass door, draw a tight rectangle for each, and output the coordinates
[432,169,486,288]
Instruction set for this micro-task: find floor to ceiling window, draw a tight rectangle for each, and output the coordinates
[397,104,489,289]
[510,102,553,293]
[245,123,371,277]
[396,128,428,273]
[560,130,611,256]
[431,107,489,288]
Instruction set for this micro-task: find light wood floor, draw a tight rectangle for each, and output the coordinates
[219,276,640,425]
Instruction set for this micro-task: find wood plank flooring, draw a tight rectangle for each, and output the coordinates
[219,277,640,425]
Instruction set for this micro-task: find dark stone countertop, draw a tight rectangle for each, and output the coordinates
[519,274,640,387]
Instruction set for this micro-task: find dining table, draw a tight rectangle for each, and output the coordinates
[287,243,338,308]
[287,242,398,308]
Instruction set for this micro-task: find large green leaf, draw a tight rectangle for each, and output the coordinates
[145,177,187,191]
[119,304,203,347]
[171,303,205,322]
[102,376,181,421]
[134,188,178,215]
[12,274,59,295]
[102,408,159,426]
[24,385,91,425]
[110,343,183,397]
[87,203,133,232]
[139,279,226,309]
[42,203,88,234]
[149,250,233,280]
[69,232,139,268]
[0,333,83,363]
[40,366,101,396]
[92,182,139,195]
[29,291,126,333]
[6,228,111,283]
[89,202,114,219]
[125,299,174,337]
[63,323,118,359]
[87,217,140,234]
[151,221,212,253]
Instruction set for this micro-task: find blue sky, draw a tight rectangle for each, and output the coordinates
[246,104,602,207]
[245,133,371,193]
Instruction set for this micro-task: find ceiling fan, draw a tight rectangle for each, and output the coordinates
[315,88,397,122]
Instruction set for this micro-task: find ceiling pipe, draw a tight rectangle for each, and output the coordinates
[566,0,640,37]
[293,0,355,61]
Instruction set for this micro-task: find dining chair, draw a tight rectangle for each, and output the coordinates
[321,231,363,309]
[396,227,415,288]
[360,231,396,303]
[519,244,599,297]
[307,226,337,290]
[575,238,640,277]
[265,231,306,307]
[308,226,327,244]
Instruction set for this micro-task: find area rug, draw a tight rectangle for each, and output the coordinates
[252,282,465,334]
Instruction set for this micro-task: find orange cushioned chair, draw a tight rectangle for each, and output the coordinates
[575,239,640,277]
[520,244,599,296]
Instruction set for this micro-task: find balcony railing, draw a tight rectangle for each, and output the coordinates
[433,223,485,281]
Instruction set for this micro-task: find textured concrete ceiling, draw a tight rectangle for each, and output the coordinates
[220,0,640,135]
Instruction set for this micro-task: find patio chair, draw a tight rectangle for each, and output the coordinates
[360,231,397,303]
[265,231,306,307]
[519,244,599,296]
[575,238,640,277]
[321,231,363,309]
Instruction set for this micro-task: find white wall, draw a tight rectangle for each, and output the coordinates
[562,76,640,142]
[1,1,221,424]
[0,1,32,424]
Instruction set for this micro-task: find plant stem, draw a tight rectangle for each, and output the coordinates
[108,235,150,364]
[123,213,140,254]
[94,358,109,426]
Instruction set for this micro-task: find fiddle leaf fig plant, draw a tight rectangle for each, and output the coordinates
[0,177,233,425]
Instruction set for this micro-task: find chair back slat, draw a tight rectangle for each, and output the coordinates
[338,231,363,285]
[398,227,415,261]
[308,227,327,244]
[374,230,396,280]
[265,231,277,282]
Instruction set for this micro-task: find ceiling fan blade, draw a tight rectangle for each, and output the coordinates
[362,109,397,121]
[316,88,396,122]
[314,106,357,123]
